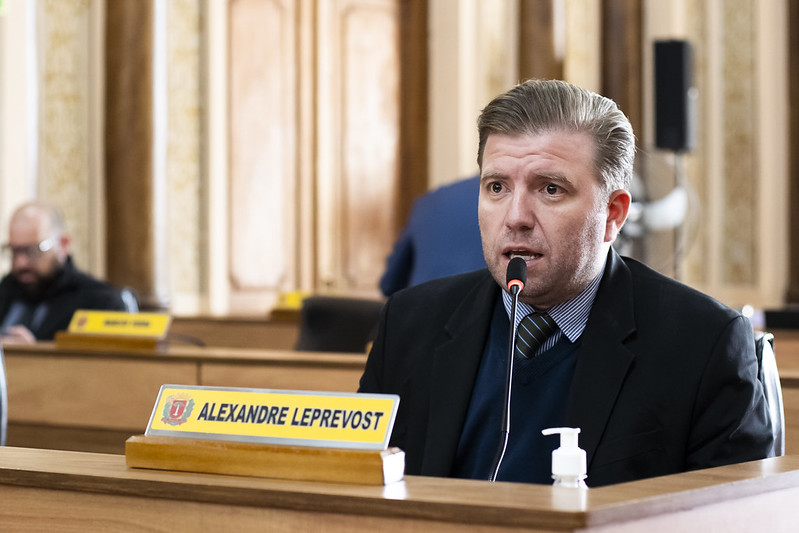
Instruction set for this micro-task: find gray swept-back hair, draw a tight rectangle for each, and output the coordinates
[477,79,635,194]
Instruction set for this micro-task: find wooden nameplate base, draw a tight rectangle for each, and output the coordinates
[125,435,405,485]
[55,331,164,351]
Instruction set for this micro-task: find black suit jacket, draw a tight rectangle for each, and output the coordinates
[359,249,774,486]
[0,256,127,340]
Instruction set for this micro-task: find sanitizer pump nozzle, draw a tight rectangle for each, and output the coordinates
[542,427,588,488]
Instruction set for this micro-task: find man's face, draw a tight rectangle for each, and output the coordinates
[8,217,64,296]
[478,130,629,309]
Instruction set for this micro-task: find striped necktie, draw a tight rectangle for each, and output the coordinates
[515,312,557,359]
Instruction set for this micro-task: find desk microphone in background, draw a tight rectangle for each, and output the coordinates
[489,256,527,482]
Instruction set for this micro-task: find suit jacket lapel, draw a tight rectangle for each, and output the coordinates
[421,271,499,475]
[566,249,637,468]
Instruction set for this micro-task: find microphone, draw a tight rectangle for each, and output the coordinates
[489,257,527,481]
[506,256,527,295]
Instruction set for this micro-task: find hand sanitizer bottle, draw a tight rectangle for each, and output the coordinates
[541,427,588,488]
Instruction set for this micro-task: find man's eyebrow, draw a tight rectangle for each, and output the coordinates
[536,172,570,184]
[480,171,507,182]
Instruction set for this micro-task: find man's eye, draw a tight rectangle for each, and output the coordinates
[545,184,560,195]
[490,182,503,193]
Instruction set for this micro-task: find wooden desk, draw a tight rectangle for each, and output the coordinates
[3,343,366,455]
[1,448,798,532]
[169,314,299,350]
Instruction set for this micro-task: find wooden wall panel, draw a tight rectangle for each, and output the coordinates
[228,0,297,309]
[317,0,400,292]
[226,0,400,309]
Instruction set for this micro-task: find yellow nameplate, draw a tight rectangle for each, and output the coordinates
[145,385,399,450]
[276,290,310,309]
[67,310,171,338]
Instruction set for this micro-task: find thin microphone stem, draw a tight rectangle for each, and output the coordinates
[489,284,520,482]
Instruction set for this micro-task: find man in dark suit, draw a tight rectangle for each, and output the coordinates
[359,79,773,487]
[379,175,486,296]
[0,201,128,343]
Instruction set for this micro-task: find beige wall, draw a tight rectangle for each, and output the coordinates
[0,0,39,273]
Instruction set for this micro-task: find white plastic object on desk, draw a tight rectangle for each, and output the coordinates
[541,427,588,488]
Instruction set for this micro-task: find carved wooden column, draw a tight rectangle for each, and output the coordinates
[601,0,642,140]
[104,0,170,311]
[518,0,564,81]
[397,0,429,230]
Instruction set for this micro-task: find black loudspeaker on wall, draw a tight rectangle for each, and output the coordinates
[654,40,696,152]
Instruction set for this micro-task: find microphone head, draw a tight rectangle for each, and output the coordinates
[506,257,527,293]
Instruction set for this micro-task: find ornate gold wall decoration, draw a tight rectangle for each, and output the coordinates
[721,0,757,285]
[167,0,202,305]
[39,0,92,265]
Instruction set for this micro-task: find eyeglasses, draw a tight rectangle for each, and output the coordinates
[1,236,58,260]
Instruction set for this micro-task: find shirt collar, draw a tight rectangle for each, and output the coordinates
[502,255,606,343]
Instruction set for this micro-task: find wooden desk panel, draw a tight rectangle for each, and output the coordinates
[2,343,366,454]
[170,315,299,350]
[772,331,799,454]
[1,448,799,532]
[201,362,363,392]
[772,329,799,372]
[198,350,366,392]
[5,354,197,430]
[778,373,799,455]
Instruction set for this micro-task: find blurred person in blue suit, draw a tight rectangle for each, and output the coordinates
[379,175,486,296]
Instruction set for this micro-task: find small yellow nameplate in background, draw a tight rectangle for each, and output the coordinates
[275,290,310,310]
[146,385,399,450]
[67,310,171,338]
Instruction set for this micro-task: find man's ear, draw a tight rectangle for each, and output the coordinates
[58,233,72,259]
[604,189,632,243]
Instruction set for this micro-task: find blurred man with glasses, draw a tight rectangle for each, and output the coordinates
[0,201,128,344]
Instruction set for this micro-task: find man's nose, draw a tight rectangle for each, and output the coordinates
[12,252,32,268]
[505,191,535,230]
